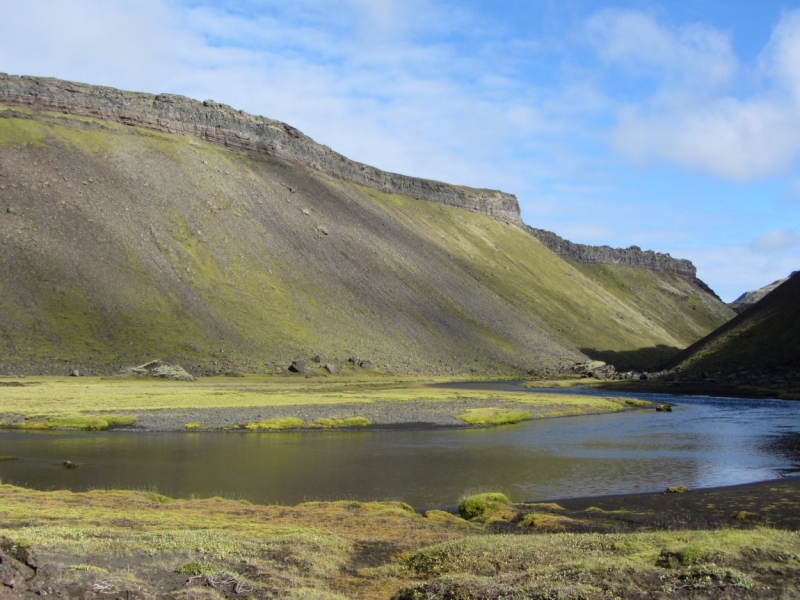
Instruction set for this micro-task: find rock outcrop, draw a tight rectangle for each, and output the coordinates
[0,73,698,276]
[525,226,696,277]
[0,73,520,225]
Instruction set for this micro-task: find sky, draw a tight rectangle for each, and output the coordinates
[2,0,800,301]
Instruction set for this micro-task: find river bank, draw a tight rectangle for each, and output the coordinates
[0,478,797,599]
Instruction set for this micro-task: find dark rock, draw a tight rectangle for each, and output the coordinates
[639,373,648,380]
[0,552,34,589]
[359,360,376,369]
[63,461,77,468]
[289,360,306,373]
[324,363,338,374]
[312,355,322,363]
[525,226,697,277]
[0,538,37,570]
[655,403,673,412]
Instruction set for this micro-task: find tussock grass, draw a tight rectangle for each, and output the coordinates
[457,407,532,426]
[8,414,136,431]
[457,493,511,521]
[0,483,797,599]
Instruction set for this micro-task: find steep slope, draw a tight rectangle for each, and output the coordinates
[728,272,797,314]
[668,269,800,382]
[0,79,732,376]
[567,262,732,370]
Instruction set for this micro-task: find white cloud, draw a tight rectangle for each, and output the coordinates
[586,9,737,87]
[750,228,800,252]
[588,9,800,180]
[691,244,800,302]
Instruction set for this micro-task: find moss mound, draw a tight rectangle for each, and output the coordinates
[457,493,511,520]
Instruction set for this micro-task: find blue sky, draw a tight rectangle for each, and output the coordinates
[2,0,800,301]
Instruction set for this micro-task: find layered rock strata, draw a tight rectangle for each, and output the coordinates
[0,73,520,224]
[0,73,696,276]
[525,227,697,278]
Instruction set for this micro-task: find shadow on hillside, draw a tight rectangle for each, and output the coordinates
[580,345,681,372]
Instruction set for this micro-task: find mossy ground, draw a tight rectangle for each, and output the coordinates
[1,481,798,599]
[457,408,532,426]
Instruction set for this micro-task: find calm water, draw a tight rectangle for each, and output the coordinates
[0,389,798,507]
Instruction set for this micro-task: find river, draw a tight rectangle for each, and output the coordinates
[0,388,797,507]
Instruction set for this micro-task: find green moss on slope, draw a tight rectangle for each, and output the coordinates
[0,110,732,374]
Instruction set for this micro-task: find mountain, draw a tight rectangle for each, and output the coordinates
[728,271,798,314]
[668,268,800,385]
[0,74,733,376]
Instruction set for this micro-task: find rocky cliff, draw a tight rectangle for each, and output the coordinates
[0,73,699,278]
[525,227,696,278]
[0,73,521,225]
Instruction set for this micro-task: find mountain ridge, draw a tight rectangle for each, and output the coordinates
[0,73,697,278]
[0,76,734,375]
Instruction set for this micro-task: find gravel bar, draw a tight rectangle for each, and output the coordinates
[100,399,621,432]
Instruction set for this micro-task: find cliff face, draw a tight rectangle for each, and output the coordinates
[0,73,521,225]
[525,227,696,278]
[0,73,699,278]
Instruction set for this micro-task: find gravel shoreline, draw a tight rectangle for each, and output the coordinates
[97,399,627,432]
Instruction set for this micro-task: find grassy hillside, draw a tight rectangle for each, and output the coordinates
[0,107,731,375]
[570,262,732,370]
[668,271,800,375]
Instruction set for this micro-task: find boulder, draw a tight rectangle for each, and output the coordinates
[312,355,322,363]
[131,360,195,381]
[69,369,80,377]
[289,360,306,373]
[324,363,338,374]
[359,360,376,369]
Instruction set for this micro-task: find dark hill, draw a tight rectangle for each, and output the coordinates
[668,271,800,380]
[0,75,733,376]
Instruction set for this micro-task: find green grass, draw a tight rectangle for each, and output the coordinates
[457,493,511,521]
[7,414,136,431]
[457,407,532,426]
[183,423,200,430]
[0,483,797,599]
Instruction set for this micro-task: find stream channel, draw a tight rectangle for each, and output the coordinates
[1,385,798,507]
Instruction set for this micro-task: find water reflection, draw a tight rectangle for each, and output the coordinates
[0,393,798,507]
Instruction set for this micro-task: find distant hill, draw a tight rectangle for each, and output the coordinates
[668,269,800,380]
[728,272,798,314]
[0,74,733,376]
